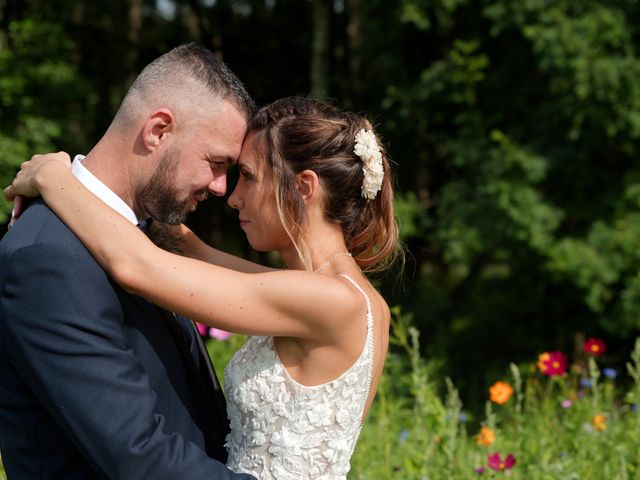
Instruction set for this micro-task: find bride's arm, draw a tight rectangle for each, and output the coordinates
[4,156,356,339]
[147,222,274,274]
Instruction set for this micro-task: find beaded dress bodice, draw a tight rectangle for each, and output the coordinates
[223,275,374,480]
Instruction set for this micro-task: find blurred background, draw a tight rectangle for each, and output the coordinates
[2,0,640,410]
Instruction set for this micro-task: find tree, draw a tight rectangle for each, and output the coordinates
[0,17,88,222]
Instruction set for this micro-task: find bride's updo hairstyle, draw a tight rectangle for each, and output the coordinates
[250,96,399,273]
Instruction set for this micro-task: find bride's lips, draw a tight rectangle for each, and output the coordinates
[239,218,249,228]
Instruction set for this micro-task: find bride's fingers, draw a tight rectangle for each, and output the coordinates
[4,183,15,201]
[8,195,24,228]
[4,152,72,201]
[4,170,32,200]
[12,195,24,219]
[4,174,22,199]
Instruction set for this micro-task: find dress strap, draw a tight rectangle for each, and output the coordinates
[337,274,376,456]
[337,274,374,333]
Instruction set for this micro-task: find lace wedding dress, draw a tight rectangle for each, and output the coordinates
[224,275,374,480]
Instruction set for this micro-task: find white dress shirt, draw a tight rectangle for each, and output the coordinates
[71,154,142,226]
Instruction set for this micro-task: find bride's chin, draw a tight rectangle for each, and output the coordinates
[246,238,276,254]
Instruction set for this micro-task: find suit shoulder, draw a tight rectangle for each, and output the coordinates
[1,200,91,259]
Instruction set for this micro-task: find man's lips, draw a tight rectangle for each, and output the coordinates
[187,192,209,210]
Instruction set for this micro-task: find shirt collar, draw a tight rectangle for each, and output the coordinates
[71,154,141,225]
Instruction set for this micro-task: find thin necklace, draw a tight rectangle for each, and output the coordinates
[313,252,352,273]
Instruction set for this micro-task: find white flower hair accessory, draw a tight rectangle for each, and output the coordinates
[354,128,384,200]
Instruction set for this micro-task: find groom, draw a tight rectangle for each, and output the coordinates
[0,44,256,479]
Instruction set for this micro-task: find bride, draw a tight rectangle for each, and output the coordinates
[5,96,400,479]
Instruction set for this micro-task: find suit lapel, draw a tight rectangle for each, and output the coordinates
[183,317,229,427]
[153,306,229,433]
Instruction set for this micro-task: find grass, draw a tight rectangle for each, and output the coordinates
[2,311,638,479]
[350,308,640,479]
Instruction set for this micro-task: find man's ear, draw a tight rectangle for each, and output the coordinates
[141,109,175,152]
[296,169,320,202]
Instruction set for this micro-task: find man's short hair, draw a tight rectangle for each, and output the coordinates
[116,43,254,126]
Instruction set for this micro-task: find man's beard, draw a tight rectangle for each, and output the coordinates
[139,149,191,225]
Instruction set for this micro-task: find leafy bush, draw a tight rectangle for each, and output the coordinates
[351,310,640,479]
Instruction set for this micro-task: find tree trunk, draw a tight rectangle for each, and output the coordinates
[346,0,362,106]
[184,0,216,48]
[310,0,331,98]
[126,0,142,89]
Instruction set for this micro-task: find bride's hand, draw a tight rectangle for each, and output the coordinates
[4,152,72,202]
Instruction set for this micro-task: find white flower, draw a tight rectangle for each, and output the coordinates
[336,408,352,426]
[270,456,304,480]
[307,402,333,427]
[269,430,303,457]
[273,401,292,419]
[250,431,266,446]
[344,371,359,385]
[322,437,350,463]
[354,128,384,200]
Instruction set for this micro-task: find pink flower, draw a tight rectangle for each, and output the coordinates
[583,337,606,357]
[537,351,568,376]
[488,452,516,472]
[195,323,233,341]
[196,322,208,336]
[209,328,232,341]
[561,399,573,408]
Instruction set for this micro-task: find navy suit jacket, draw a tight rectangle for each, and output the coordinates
[0,200,254,479]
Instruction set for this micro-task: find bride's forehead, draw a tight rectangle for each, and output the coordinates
[239,135,268,164]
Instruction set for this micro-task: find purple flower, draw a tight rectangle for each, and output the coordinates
[561,399,573,409]
[398,429,409,443]
[459,412,468,423]
[474,466,485,475]
[488,452,516,471]
[603,368,617,379]
[580,377,593,388]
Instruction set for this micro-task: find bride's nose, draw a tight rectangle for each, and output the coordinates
[227,186,243,209]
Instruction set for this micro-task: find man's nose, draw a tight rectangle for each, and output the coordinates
[208,173,227,197]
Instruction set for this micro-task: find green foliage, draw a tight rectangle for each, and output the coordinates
[206,333,248,389]
[350,314,640,479]
[2,0,640,407]
[362,0,640,400]
[0,19,87,222]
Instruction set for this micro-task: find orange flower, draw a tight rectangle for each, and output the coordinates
[475,426,496,446]
[592,414,606,431]
[489,381,514,405]
[537,352,550,371]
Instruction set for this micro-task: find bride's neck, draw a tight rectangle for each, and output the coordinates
[279,220,349,272]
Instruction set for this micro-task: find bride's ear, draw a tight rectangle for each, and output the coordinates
[296,169,320,203]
